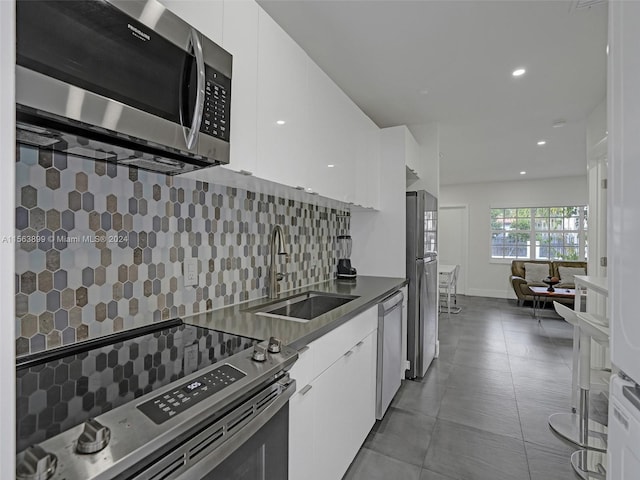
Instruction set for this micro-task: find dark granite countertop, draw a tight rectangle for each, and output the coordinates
[182,276,407,350]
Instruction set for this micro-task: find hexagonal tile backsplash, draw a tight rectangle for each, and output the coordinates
[15,145,350,356]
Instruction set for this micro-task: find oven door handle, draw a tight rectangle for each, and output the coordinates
[174,378,296,480]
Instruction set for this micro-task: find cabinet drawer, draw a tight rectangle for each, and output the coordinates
[289,382,315,480]
[311,305,377,379]
[287,344,314,389]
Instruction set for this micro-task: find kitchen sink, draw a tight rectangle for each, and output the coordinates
[245,292,359,322]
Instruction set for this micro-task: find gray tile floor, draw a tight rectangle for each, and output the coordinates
[343,295,609,480]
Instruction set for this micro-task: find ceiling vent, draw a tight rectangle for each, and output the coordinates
[569,0,607,12]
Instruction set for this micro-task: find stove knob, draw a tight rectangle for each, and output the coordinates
[252,343,267,362]
[267,337,282,353]
[16,445,57,480]
[76,418,111,454]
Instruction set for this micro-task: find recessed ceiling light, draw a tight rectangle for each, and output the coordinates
[537,140,546,146]
[512,68,526,77]
[276,120,286,125]
[520,171,527,175]
[327,164,335,168]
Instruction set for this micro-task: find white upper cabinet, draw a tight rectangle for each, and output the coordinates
[171,1,381,208]
[354,114,381,210]
[221,0,259,175]
[306,61,356,202]
[384,125,422,184]
[158,0,224,45]
[404,127,423,179]
[306,61,380,208]
[305,61,336,197]
[255,9,309,188]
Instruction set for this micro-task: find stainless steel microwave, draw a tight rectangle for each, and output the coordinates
[16,0,232,175]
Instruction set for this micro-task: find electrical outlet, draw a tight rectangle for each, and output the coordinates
[184,258,198,286]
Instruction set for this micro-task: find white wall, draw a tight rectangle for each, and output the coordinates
[586,98,608,278]
[1,0,16,471]
[585,98,608,368]
[440,175,588,299]
[350,127,406,278]
[587,98,607,156]
[407,122,439,197]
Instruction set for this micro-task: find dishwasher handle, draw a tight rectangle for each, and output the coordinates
[379,291,404,315]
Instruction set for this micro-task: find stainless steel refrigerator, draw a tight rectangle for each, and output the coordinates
[406,191,438,379]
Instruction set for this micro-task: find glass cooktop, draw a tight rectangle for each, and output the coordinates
[16,319,258,452]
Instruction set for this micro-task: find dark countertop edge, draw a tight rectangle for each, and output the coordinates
[182,276,408,350]
[287,278,408,350]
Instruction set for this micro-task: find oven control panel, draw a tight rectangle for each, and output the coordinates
[137,364,245,424]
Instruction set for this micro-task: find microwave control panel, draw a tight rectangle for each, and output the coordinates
[201,66,231,142]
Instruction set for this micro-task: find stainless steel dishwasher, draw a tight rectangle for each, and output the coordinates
[376,291,404,420]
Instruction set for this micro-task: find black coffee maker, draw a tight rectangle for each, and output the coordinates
[337,235,357,279]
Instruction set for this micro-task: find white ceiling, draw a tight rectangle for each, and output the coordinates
[257,0,608,186]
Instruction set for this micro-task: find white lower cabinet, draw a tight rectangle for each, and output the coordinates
[288,379,315,478]
[313,331,376,480]
[289,307,378,480]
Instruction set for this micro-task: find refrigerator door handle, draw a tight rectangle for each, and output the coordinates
[417,260,425,318]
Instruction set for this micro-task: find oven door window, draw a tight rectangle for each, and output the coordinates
[199,404,289,480]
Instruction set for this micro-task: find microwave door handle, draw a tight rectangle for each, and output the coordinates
[183,29,206,150]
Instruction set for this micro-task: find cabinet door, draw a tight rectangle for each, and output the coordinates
[306,61,356,202]
[288,344,315,480]
[344,331,377,451]
[305,61,337,197]
[354,121,381,209]
[289,384,315,480]
[220,0,259,175]
[312,331,376,480]
[311,305,377,379]
[255,9,309,187]
[312,348,353,480]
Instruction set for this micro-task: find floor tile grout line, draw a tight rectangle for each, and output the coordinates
[422,313,458,478]
[436,305,531,474]
[539,316,576,370]
[501,304,535,480]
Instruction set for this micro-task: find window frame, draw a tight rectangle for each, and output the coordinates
[490,205,588,262]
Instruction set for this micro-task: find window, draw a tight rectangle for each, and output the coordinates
[491,206,588,260]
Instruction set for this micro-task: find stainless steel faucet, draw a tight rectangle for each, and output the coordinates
[268,225,289,298]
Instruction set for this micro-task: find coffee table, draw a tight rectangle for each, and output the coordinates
[529,286,576,320]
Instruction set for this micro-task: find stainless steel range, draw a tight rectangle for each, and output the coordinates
[16,319,297,480]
